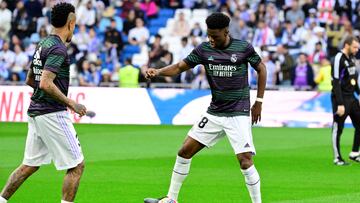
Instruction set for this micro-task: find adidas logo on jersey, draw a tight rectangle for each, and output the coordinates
[33,46,42,66]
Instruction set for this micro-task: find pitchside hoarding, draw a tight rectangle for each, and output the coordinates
[0,86,351,127]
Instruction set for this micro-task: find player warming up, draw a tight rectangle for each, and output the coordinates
[331,36,360,166]
[144,12,266,203]
[0,3,86,203]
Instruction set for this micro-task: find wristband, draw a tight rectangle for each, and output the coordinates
[255,97,263,103]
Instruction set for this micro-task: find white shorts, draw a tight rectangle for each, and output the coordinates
[188,112,256,155]
[23,111,84,170]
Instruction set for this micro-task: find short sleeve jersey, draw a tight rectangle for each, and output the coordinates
[28,35,71,117]
[184,38,261,116]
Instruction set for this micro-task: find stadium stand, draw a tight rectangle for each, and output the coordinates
[0,0,359,90]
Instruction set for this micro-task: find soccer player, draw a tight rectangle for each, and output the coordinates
[0,3,86,203]
[144,12,266,203]
[331,36,360,165]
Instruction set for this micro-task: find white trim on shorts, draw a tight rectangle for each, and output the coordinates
[23,111,84,170]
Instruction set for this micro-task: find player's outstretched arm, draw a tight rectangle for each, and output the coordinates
[25,68,35,88]
[39,70,87,116]
[251,61,267,125]
[146,60,190,79]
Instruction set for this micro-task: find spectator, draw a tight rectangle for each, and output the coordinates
[315,57,332,91]
[24,0,42,19]
[265,3,280,35]
[237,2,251,23]
[140,0,158,19]
[190,22,203,37]
[0,1,12,41]
[128,18,149,46]
[178,36,193,62]
[305,8,319,28]
[262,51,277,87]
[78,60,99,87]
[338,20,353,50]
[0,42,15,79]
[87,27,102,61]
[326,15,344,58]
[76,1,96,27]
[230,18,250,41]
[12,44,29,76]
[302,0,317,18]
[118,58,140,88]
[294,18,308,46]
[303,26,327,55]
[281,21,299,48]
[148,34,165,66]
[291,53,315,89]
[309,42,327,66]
[105,18,124,56]
[123,9,136,35]
[252,19,276,47]
[99,69,116,87]
[317,0,335,26]
[172,12,190,37]
[9,72,20,84]
[152,51,173,83]
[73,24,90,52]
[286,0,305,26]
[275,44,295,85]
[255,3,266,22]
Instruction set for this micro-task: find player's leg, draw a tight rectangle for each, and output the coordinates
[349,100,360,162]
[224,115,261,203]
[0,165,39,202]
[145,113,224,203]
[237,152,261,203]
[331,96,349,165]
[1,116,49,202]
[37,111,85,202]
[62,161,85,202]
[166,136,205,201]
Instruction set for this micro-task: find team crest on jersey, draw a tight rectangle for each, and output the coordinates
[345,60,349,66]
[230,54,237,63]
[208,56,214,61]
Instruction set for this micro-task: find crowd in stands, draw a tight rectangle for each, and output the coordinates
[0,0,360,91]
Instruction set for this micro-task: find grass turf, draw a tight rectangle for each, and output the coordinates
[0,123,360,203]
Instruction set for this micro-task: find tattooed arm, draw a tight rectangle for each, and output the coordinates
[39,70,87,116]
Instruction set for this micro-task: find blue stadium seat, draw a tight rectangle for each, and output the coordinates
[123,45,140,54]
[149,26,160,36]
[159,9,174,17]
[149,17,168,27]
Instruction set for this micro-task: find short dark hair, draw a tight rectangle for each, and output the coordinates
[344,36,359,47]
[51,3,75,28]
[206,12,230,29]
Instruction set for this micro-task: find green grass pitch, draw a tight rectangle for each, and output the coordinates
[1,123,360,203]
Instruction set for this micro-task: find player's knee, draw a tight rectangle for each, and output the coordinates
[68,162,85,176]
[18,165,39,177]
[177,148,193,159]
[239,159,253,170]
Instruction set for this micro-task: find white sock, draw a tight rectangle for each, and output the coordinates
[241,165,261,203]
[0,196,7,203]
[349,151,360,157]
[61,200,73,203]
[167,155,192,201]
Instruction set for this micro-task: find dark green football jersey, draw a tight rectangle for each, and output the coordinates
[28,35,70,117]
[184,38,261,116]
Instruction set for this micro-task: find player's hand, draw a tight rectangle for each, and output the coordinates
[251,102,262,125]
[145,68,159,79]
[69,100,87,117]
[336,105,345,117]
